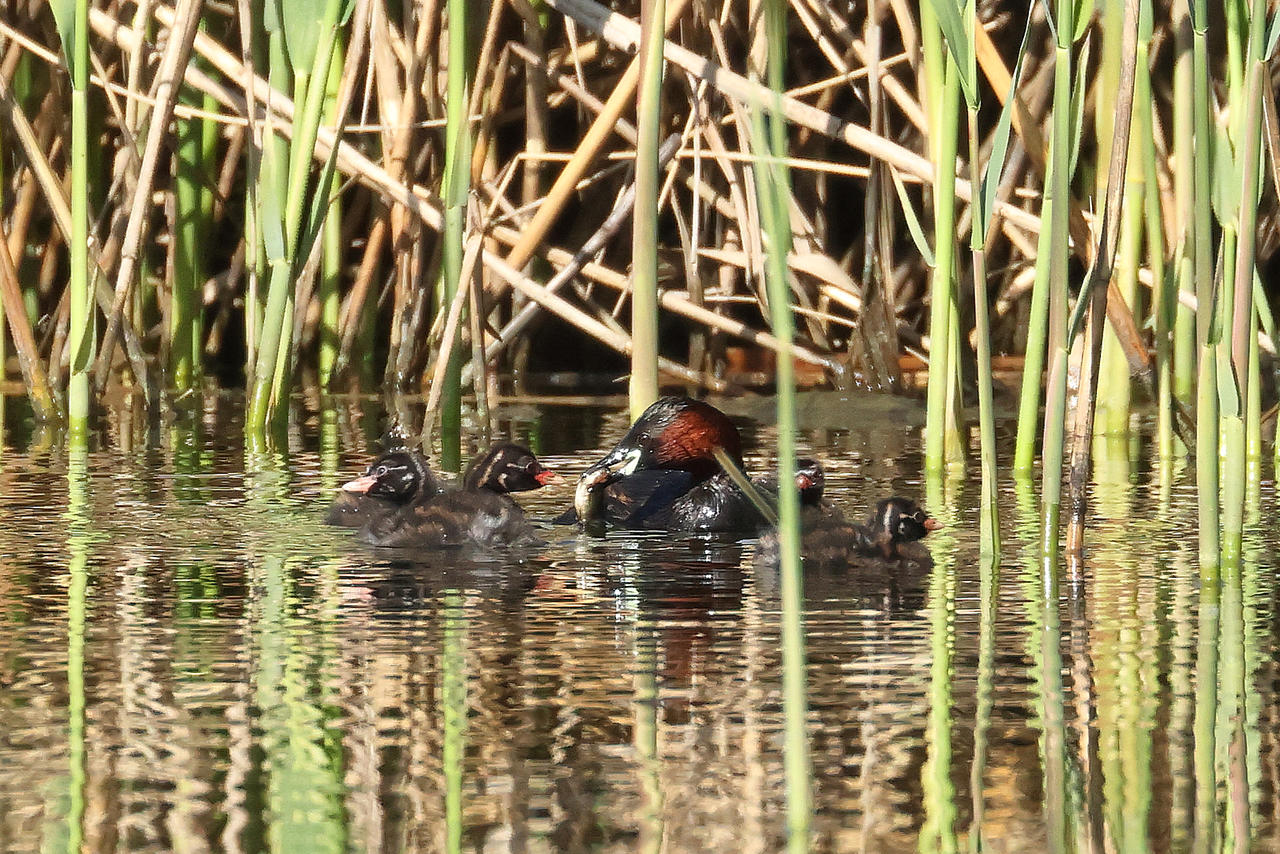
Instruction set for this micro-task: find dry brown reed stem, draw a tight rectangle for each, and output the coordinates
[483,248,732,391]
[96,0,204,386]
[1066,0,1142,561]
[423,234,481,426]
[50,0,1127,402]
[371,0,431,384]
[0,65,153,393]
[546,0,1044,230]
[0,221,59,420]
[500,0,692,278]
[338,213,388,358]
[790,0,926,131]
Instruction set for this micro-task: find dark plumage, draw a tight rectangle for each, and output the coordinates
[568,397,773,531]
[326,450,438,528]
[357,443,559,549]
[756,463,938,568]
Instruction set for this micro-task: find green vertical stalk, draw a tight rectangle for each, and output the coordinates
[1039,0,1077,567]
[172,107,204,391]
[1190,0,1219,574]
[65,443,89,852]
[1224,5,1266,564]
[921,553,958,853]
[969,551,997,851]
[629,0,665,421]
[440,0,473,471]
[1172,2,1196,405]
[317,43,345,389]
[923,57,961,474]
[634,620,663,854]
[756,0,807,847]
[1013,185,1055,474]
[246,0,348,442]
[1192,570,1221,854]
[1098,172,1143,437]
[66,0,93,438]
[442,592,467,854]
[1143,64,1173,463]
[966,113,999,554]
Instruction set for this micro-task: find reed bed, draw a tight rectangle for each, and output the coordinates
[4,0,1280,552]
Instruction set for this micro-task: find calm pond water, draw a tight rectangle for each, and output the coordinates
[0,391,1277,853]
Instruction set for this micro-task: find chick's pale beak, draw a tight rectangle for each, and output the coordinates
[923,516,942,531]
[534,469,563,485]
[341,474,379,494]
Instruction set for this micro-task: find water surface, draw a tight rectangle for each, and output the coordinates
[0,394,1276,852]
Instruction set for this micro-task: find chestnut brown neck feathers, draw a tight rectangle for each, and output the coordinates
[652,400,742,473]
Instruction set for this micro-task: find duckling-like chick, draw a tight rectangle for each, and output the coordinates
[569,396,766,531]
[359,443,561,549]
[327,449,438,528]
[756,464,938,567]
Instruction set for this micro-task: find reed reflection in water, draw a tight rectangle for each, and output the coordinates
[0,395,1276,852]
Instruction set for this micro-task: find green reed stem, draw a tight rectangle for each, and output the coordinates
[966,109,999,556]
[1143,62,1173,461]
[923,57,961,474]
[969,550,997,852]
[1098,166,1142,437]
[1172,3,1196,406]
[1224,22,1266,564]
[629,0,665,421]
[634,621,664,854]
[1039,0,1077,566]
[66,0,92,439]
[65,444,89,852]
[757,0,808,846]
[442,591,467,854]
[172,107,204,391]
[1013,187,1054,475]
[318,43,344,389]
[1192,567,1221,854]
[922,547,958,853]
[247,0,346,442]
[1190,0,1219,574]
[439,0,473,472]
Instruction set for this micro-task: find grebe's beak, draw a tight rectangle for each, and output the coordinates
[923,517,942,531]
[340,474,378,494]
[578,445,644,485]
[534,469,564,486]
